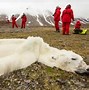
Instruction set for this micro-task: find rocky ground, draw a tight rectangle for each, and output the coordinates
[0,24,89,90]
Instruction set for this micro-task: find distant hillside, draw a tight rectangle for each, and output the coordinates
[0,13,89,27]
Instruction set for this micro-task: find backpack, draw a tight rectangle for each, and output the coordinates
[80,29,87,35]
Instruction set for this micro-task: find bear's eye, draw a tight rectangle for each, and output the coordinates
[71,58,77,60]
[52,57,56,60]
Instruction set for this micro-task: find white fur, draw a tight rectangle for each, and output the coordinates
[0,36,88,76]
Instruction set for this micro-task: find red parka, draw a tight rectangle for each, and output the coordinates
[54,7,61,21]
[12,16,16,23]
[21,15,27,22]
[61,5,74,23]
[21,14,27,28]
[11,15,18,28]
[75,20,81,29]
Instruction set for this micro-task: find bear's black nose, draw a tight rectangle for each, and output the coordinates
[86,68,89,71]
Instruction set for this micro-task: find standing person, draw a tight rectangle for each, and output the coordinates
[73,20,82,34]
[61,4,74,35]
[21,13,27,28]
[53,6,61,32]
[11,15,18,28]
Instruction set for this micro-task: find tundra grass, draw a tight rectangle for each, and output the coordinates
[0,26,89,90]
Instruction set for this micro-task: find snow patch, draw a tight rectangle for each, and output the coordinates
[36,15,43,26]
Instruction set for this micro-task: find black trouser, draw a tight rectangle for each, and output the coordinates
[73,29,82,34]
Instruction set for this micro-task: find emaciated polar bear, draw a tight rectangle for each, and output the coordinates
[0,36,89,76]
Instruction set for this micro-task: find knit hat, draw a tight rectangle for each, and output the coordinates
[66,4,71,9]
[56,6,61,9]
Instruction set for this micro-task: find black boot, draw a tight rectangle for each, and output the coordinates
[56,29,60,32]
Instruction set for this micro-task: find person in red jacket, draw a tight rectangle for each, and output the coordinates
[11,15,18,28]
[61,4,74,35]
[73,20,82,34]
[21,13,27,28]
[53,6,61,32]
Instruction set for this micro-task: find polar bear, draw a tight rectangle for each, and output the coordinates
[0,36,89,76]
